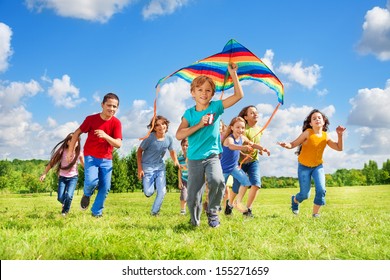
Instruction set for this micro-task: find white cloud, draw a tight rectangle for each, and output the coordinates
[142,0,189,20]
[0,79,43,107]
[277,61,322,89]
[261,49,274,71]
[347,79,390,128]
[347,80,390,155]
[47,75,86,108]
[0,22,13,73]
[357,1,390,61]
[25,0,132,23]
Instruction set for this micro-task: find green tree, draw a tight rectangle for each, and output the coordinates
[363,160,379,185]
[125,148,142,192]
[381,159,390,184]
[165,158,178,192]
[111,150,130,193]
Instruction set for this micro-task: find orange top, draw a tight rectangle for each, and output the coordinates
[298,128,327,167]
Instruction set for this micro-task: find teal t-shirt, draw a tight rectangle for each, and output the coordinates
[183,100,224,160]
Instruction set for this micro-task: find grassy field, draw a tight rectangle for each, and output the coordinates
[0,185,389,260]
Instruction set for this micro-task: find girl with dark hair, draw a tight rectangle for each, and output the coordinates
[40,133,84,216]
[231,105,270,217]
[278,109,346,217]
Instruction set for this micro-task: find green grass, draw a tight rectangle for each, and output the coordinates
[0,186,389,260]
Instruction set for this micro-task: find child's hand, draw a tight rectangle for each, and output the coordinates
[199,115,209,127]
[228,62,238,74]
[95,129,107,140]
[262,148,271,156]
[137,169,144,180]
[336,126,346,135]
[39,174,46,182]
[277,142,291,149]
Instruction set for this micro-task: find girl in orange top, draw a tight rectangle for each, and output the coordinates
[278,109,346,217]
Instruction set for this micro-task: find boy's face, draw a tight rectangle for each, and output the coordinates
[154,119,167,134]
[101,98,119,118]
[191,82,213,106]
[181,142,188,153]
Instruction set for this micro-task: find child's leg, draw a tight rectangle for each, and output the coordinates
[91,158,112,216]
[244,160,261,210]
[62,176,78,213]
[57,176,66,204]
[83,156,99,197]
[312,164,326,215]
[151,169,167,214]
[204,155,225,214]
[142,171,157,197]
[246,186,260,210]
[296,163,312,203]
[187,159,206,226]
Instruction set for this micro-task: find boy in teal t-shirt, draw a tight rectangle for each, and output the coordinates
[176,62,244,228]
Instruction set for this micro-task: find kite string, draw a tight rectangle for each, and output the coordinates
[139,85,159,140]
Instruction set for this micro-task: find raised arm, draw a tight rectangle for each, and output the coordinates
[222,62,244,109]
[327,125,346,151]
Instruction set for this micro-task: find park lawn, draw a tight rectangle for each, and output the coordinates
[0,185,389,260]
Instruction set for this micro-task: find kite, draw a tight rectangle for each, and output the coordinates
[141,39,284,140]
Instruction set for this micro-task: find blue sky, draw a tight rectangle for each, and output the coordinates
[0,0,389,177]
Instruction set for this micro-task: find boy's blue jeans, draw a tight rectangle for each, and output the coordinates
[84,155,113,216]
[58,175,78,213]
[142,169,166,215]
[296,163,326,206]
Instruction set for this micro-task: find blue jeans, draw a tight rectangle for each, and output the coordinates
[84,155,113,216]
[296,163,326,206]
[142,169,166,214]
[232,160,262,194]
[223,166,251,187]
[58,175,78,213]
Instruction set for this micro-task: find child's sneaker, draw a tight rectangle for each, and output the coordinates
[291,195,299,214]
[180,209,186,215]
[80,195,90,210]
[207,212,220,228]
[224,200,233,215]
[312,213,320,218]
[243,208,254,218]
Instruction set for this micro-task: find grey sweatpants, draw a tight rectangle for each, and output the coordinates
[187,154,225,226]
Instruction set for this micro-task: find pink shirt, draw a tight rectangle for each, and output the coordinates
[59,149,79,177]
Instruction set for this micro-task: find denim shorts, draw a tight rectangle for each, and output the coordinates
[232,160,262,193]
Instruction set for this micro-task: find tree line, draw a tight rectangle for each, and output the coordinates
[0,149,389,194]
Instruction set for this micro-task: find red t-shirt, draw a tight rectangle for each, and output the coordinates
[80,113,122,159]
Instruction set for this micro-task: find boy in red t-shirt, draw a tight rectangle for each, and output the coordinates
[68,93,122,217]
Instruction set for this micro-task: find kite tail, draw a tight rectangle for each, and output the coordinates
[139,86,159,141]
[239,102,281,167]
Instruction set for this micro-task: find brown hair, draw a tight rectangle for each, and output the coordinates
[190,75,216,95]
[147,115,170,132]
[238,105,257,123]
[222,116,246,142]
[49,133,81,173]
[102,92,120,106]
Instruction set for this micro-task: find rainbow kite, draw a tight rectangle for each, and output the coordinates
[156,39,284,104]
[141,39,284,140]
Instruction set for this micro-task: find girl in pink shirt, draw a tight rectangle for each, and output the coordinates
[40,133,84,216]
